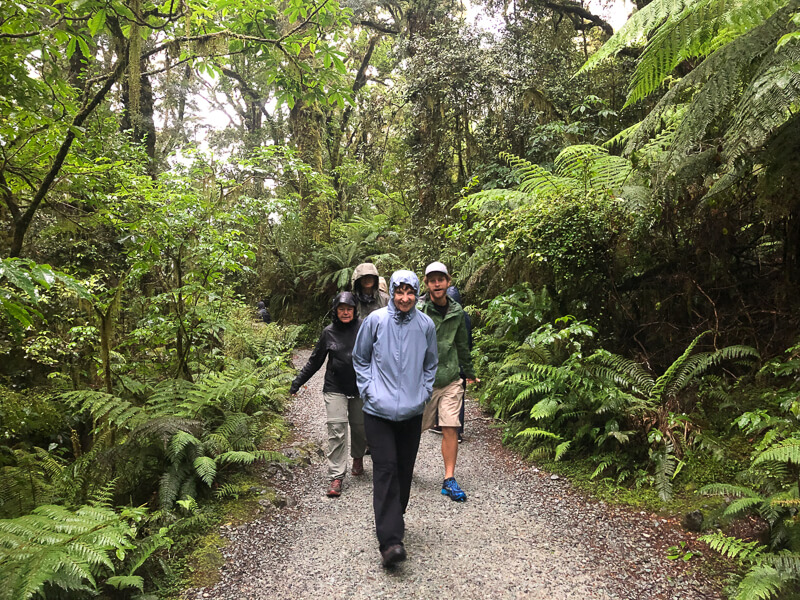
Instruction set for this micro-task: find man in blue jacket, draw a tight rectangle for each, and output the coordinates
[353,270,438,568]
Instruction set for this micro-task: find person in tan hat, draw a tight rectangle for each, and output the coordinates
[351,262,389,319]
[419,261,477,502]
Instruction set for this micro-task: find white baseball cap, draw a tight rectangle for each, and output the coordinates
[424,261,449,277]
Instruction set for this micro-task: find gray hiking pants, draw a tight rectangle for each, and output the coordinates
[323,392,367,480]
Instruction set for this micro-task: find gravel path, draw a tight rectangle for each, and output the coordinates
[185,350,723,600]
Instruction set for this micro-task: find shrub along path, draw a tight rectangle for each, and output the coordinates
[184,350,722,599]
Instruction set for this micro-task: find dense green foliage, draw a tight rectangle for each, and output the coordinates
[3,0,800,597]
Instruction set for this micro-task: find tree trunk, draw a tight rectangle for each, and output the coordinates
[290,97,329,242]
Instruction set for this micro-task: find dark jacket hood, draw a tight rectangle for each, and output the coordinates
[331,291,358,326]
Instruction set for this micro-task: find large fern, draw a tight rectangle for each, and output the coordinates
[498,147,635,200]
[699,532,800,600]
[584,332,758,499]
[0,504,143,600]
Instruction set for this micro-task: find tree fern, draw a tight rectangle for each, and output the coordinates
[723,41,800,167]
[499,148,634,200]
[553,144,634,191]
[580,0,788,105]
[500,152,576,196]
[627,0,787,106]
[579,0,698,74]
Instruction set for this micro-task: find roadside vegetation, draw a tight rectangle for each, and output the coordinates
[2,0,800,598]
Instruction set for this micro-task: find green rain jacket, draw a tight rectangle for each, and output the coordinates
[419,297,475,388]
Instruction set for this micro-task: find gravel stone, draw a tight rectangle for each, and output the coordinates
[183,350,722,600]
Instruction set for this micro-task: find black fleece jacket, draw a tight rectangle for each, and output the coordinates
[290,319,361,396]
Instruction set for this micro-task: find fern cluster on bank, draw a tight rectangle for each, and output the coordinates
[686,345,800,600]
[476,287,760,502]
[0,313,297,597]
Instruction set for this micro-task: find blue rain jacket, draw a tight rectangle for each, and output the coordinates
[353,270,438,421]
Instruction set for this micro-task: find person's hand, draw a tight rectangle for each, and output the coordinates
[466,377,480,385]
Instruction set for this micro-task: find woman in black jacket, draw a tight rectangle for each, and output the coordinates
[290,292,366,497]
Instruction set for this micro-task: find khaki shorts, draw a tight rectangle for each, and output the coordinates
[422,380,464,430]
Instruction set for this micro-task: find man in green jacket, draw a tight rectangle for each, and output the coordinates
[419,261,477,501]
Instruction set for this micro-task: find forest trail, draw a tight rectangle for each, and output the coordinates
[184,350,722,600]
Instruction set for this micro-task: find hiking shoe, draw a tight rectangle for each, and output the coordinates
[458,433,463,443]
[351,457,364,476]
[381,544,407,567]
[441,477,467,502]
[326,478,342,497]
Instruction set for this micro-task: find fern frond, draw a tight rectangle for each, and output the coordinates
[214,483,249,500]
[213,412,253,450]
[763,551,800,577]
[126,415,203,447]
[215,451,257,465]
[724,496,767,519]
[106,575,144,591]
[193,457,217,487]
[591,459,613,479]
[252,450,289,463]
[699,531,767,561]
[579,0,697,74]
[651,442,676,501]
[725,41,800,165]
[514,428,562,440]
[123,531,172,576]
[0,504,137,600]
[553,144,634,192]
[553,440,571,461]
[529,398,561,420]
[147,379,194,415]
[734,564,786,600]
[168,430,202,461]
[754,439,800,467]
[626,0,787,106]
[770,497,800,507]
[649,331,709,403]
[61,390,145,430]
[586,351,654,396]
[88,478,118,508]
[500,152,575,196]
[699,483,762,498]
[626,7,789,157]
[159,463,192,509]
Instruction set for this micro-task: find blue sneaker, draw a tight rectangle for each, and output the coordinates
[441,477,467,502]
